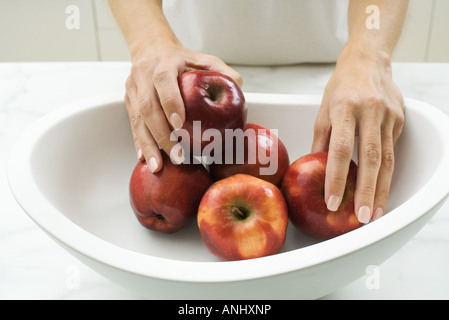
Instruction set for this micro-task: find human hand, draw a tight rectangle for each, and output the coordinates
[312,44,405,224]
[125,44,242,172]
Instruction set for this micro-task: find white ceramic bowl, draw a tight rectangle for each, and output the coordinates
[8,93,449,299]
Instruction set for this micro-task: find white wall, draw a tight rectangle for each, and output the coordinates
[0,0,447,62]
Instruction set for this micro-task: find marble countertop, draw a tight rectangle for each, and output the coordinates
[1,62,448,299]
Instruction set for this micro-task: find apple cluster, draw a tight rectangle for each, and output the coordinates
[129,71,363,261]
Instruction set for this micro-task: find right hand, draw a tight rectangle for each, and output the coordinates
[125,43,242,173]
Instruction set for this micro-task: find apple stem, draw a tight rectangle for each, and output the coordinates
[231,207,246,220]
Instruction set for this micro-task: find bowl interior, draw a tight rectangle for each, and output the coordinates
[28,95,443,262]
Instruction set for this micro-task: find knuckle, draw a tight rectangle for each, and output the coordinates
[366,94,385,109]
[359,185,376,198]
[364,141,381,164]
[358,94,386,121]
[131,59,151,73]
[205,54,223,65]
[331,174,349,188]
[376,189,390,202]
[396,112,405,127]
[130,111,143,128]
[330,97,360,118]
[331,137,353,158]
[152,69,171,86]
[383,104,396,119]
[329,103,356,124]
[137,96,152,115]
[152,130,171,148]
[159,94,175,108]
[393,116,405,140]
[333,95,360,109]
[382,149,395,171]
[130,63,140,74]
[130,62,145,77]
[141,143,156,156]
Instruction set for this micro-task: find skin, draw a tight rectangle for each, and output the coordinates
[312,0,408,224]
[108,0,408,224]
[108,0,242,172]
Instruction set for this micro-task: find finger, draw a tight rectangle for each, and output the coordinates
[393,111,405,146]
[187,55,243,88]
[372,126,396,220]
[215,66,243,88]
[124,93,141,158]
[152,66,185,131]
[312,98,331,153]
[373,103,404,219]
[138,86,184,165]
[125,77,156,163]
[126,92,163,173]
[325,110,357,212]
[354,121,382,224]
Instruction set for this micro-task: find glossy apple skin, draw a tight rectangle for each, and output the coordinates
[209,123,290,187]
[129,153,212,234]
[197,174,288,261]
[178,70,247,155]
[281,152,363,240]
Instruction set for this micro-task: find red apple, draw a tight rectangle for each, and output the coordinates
[178,70,247,155]
[129,153,211,234]
[197,174,288,261]
[209,123,290,187]
[281,152,363,240]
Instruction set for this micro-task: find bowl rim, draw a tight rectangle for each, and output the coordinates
[7,92,449,283]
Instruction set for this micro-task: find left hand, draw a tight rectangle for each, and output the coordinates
[312,43,405,224]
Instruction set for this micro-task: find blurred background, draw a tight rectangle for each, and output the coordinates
[0,0,448,63]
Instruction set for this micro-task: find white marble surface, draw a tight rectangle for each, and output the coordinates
[1,62,448,299]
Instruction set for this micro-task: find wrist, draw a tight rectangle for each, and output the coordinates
[338,38,392,72]
[129,37,182,63]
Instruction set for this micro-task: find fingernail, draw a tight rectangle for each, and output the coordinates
[327,195,341,212]
[148,157,158,173]
[170,112,183,131]
[357,206,371,224]
[137,149,144,162]
[373,207,384,220]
